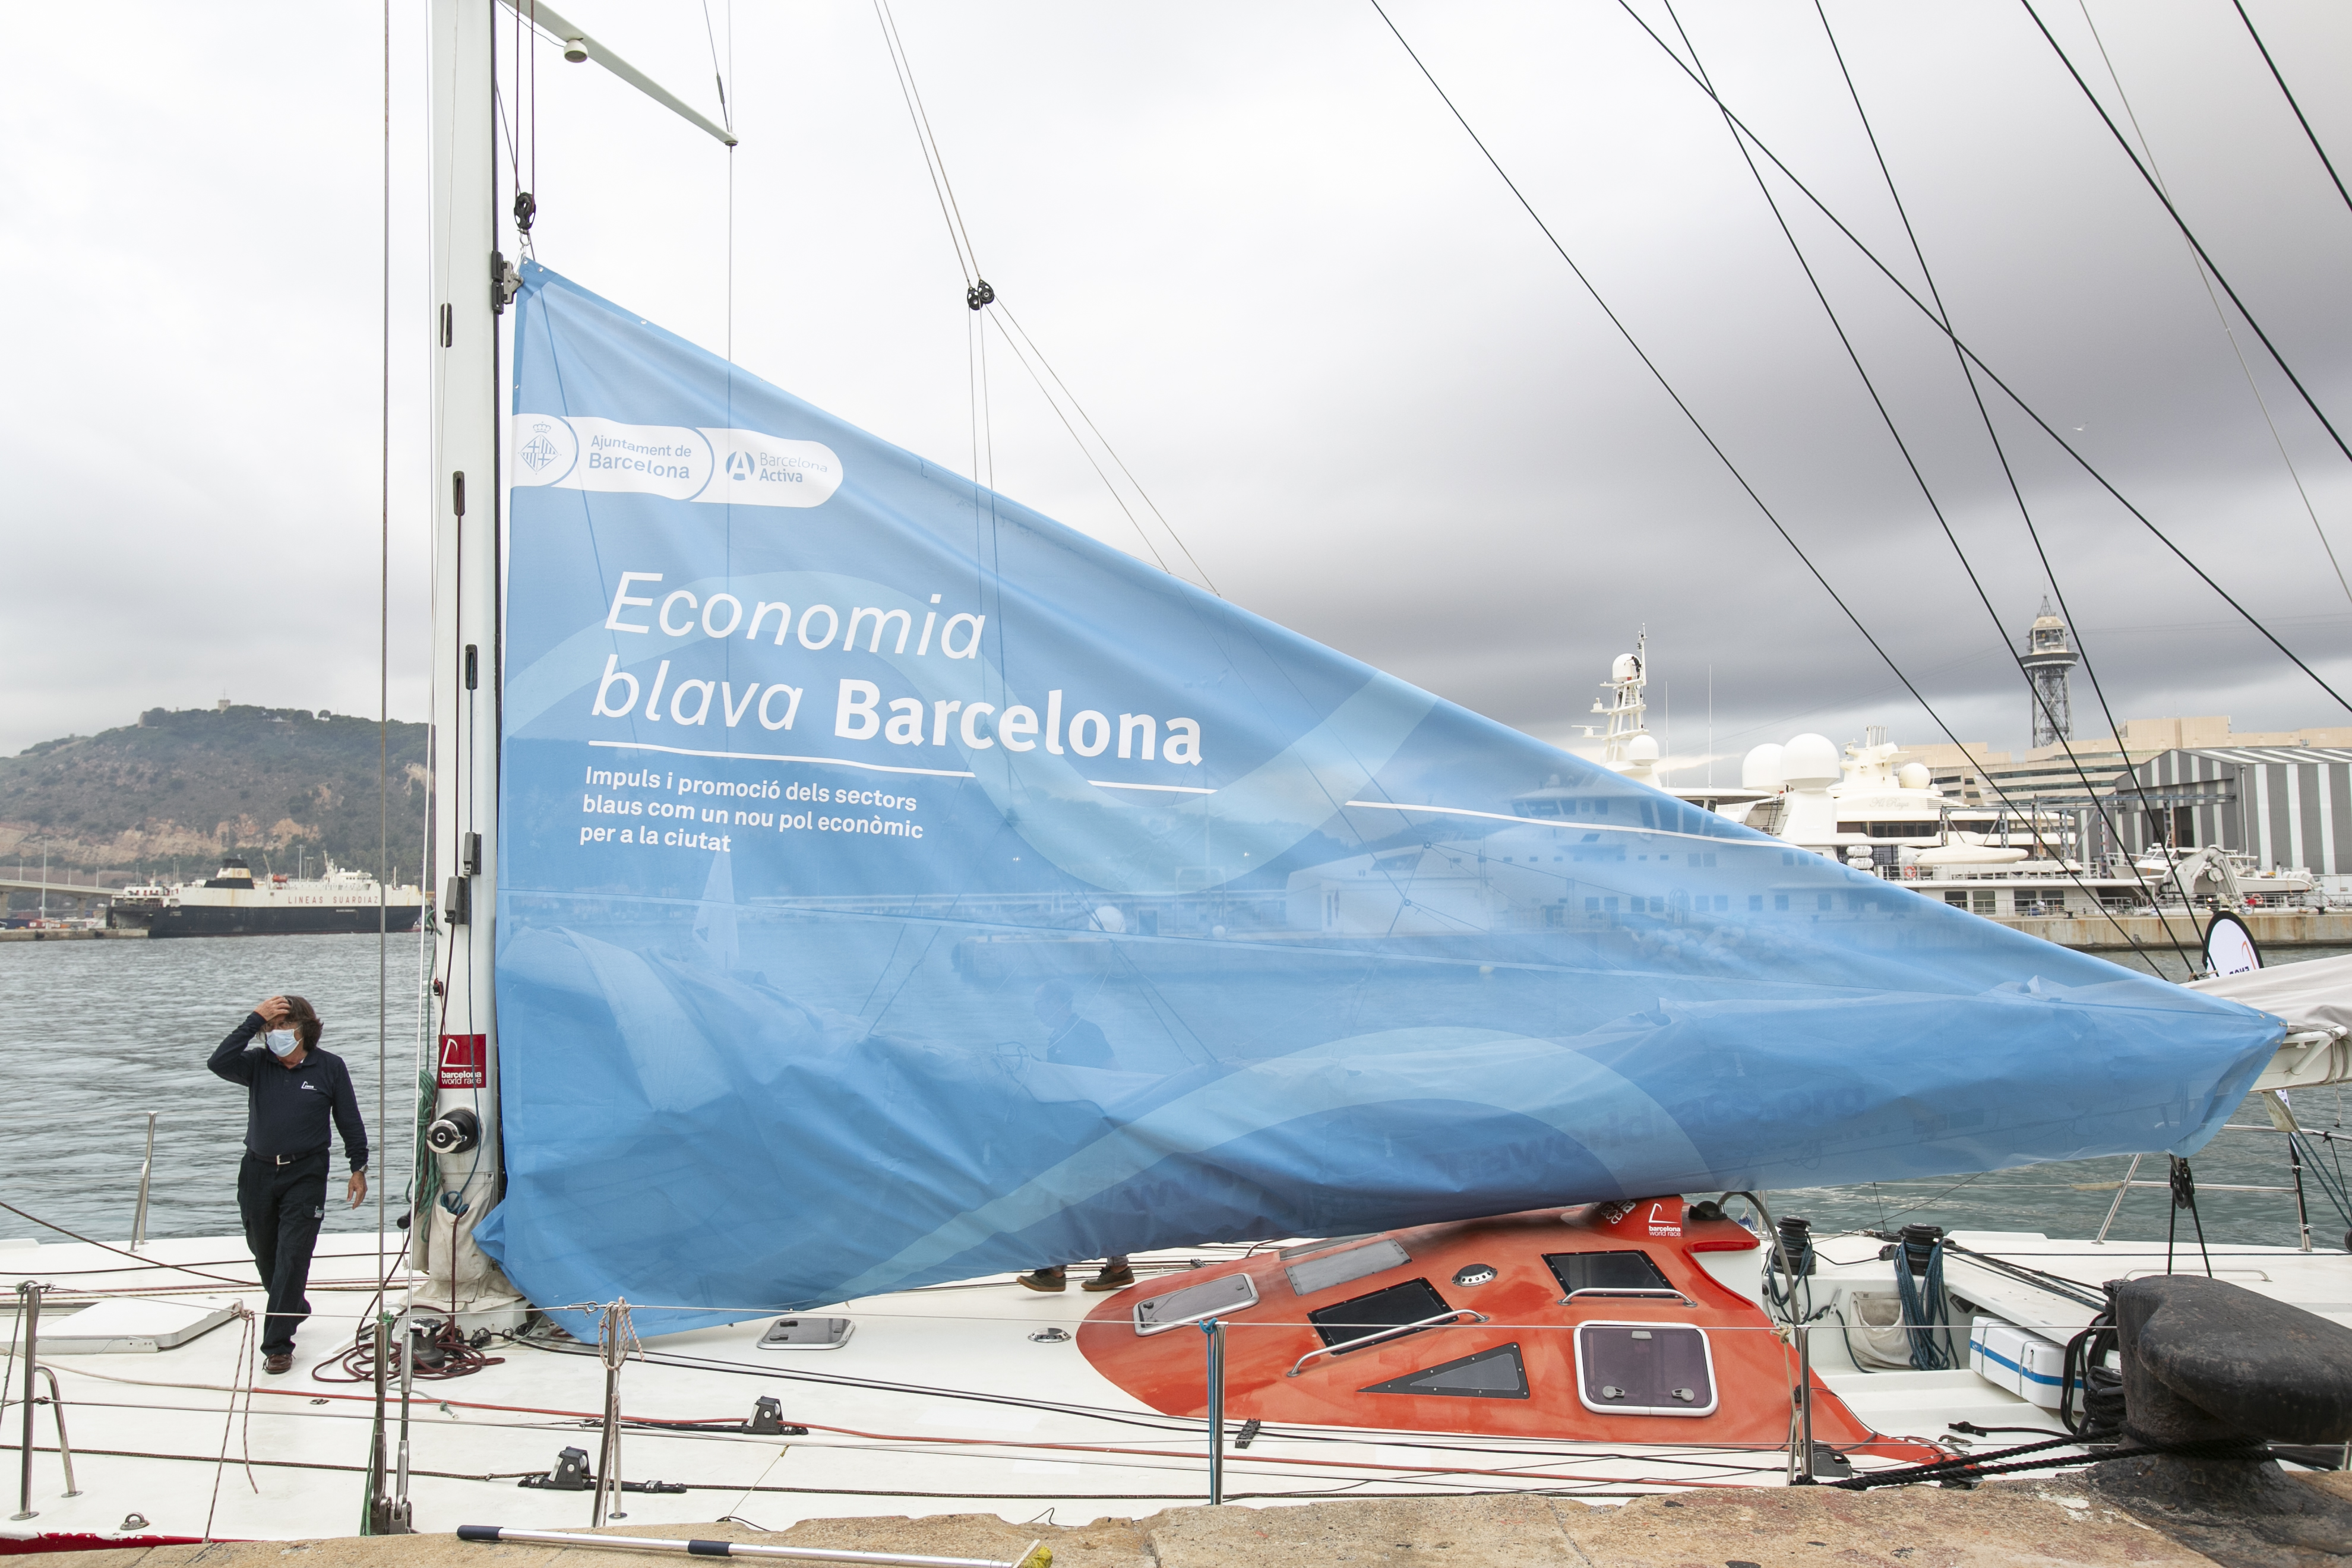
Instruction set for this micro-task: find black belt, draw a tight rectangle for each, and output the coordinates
[250,1149,327,1166]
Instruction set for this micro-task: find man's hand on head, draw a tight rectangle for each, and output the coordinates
[254,995,290,1026]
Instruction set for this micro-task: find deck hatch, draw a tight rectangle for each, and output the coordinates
[1276,1233,1379,1260]
[757,1316,854,1350]
[1362,1342,1529,1399]
[1285,1237,1411,1297]
[1574,1321,1717,1417]
[1306,1277,1451,1352]
[1545,1249,1678,1300]
[1133,1270,1260,1336]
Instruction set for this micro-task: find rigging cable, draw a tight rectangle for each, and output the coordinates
[2228,0,2352,223]
[698,0,733,361]
[372,0,396,1526]
[2073,0,2351,617]
[872,0,978,288]
[1798,0,2201,963]
[868,2,1216,592]
[2019,0,2352,475]
[984,312,1171,573]
[1367,0,2155,957]
[1664,0,2174,964]
[993,302,1220,595]
[1606,1,2352,720]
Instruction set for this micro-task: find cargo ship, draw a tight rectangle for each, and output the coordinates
[108,856,425,937]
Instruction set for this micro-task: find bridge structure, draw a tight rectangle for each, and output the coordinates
[0,876,124,913]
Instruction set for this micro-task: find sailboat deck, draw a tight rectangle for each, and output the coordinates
[20,1225,2337,1546]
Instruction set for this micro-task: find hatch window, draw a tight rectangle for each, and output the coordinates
[1305,1278,1452,1352]
[1362,1342,1528,1399]
[1284,1236,1411,1297]
[1545,1250,1680,1301]
[1575,1322,1717,1416]
[1132,1271,1260,1336]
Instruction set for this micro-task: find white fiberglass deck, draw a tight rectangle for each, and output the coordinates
[4,1227,2344,1547]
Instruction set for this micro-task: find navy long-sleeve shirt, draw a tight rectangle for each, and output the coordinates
[208,1013,369,1171]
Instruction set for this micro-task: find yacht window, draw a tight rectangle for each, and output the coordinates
[1305,1278,1452,1352]
[1362,1342,1528,1399]
[1545,1250,1677,1300]
[1575,1322,1716,1416]
[1285,1236,1411,1297]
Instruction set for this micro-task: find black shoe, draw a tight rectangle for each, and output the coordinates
[1083,1263,1136,1292]
[1016,1268,1067,1292]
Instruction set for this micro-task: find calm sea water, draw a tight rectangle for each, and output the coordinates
[0,931,431,1244]
[0,934,2344,1253]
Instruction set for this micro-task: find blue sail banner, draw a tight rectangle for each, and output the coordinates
[481,262,2280,1333]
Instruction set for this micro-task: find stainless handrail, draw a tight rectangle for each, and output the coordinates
[29,1367,78,1499]
[131,1111,157,1251]
[1285,1308,1489,1378]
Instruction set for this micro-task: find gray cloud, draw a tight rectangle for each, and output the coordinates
[4,0,2347,773]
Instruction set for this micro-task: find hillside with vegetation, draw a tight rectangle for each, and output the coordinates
[0,705,429,885]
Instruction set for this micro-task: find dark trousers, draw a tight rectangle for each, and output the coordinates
[238,1150,328,1355]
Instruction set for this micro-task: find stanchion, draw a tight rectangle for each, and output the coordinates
[12,1281,43,1520]
[1797,1322,1816,1484]
[394,1304,416,1523]
[1199,1317,1225,1505]
[595,1300,631,1525]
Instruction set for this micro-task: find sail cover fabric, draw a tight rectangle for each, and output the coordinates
[481,262,2281,1335]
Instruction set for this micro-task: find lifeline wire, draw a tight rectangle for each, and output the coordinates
[1607,0,2352,719]
[1367,0,2168,955]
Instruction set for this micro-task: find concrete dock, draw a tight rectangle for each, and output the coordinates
[1996,909,2352,951]
[15,1473,2348,1567]
[0,926,144,942]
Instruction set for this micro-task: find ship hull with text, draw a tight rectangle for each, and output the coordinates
[108,857,425,938]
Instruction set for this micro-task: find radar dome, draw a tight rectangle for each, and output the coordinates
[1897,762,1930,791]
[1625,734,1659,763]
[1611,653,1642,682]
[1741,744,1784,790]
[1779,733,1842,790]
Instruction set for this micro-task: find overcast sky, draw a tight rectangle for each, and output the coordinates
[5,1,2350,776]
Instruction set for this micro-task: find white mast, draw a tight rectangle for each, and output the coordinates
[422,0,517,1316]
[421,0,737,1311]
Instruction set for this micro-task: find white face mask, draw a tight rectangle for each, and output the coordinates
[266,1030,300,1058]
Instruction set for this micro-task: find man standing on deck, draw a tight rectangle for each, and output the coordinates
[208,995,368,1374]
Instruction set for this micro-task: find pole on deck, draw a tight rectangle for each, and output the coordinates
[12,1282,42,1520]
[130,1112,156,1251]
[1200,1317,1225,1505]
